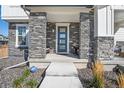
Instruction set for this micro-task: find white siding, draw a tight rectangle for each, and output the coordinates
[1,5,28,21]
[115,27,124,42]
[98,6,107,36]
[94,6,114,37]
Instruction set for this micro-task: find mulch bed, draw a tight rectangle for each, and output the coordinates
[0,57,24,70]
[0,66,45,88]
[77,68,118,88]
[0,58,45,88]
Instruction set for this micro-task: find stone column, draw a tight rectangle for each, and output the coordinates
[80,12,94,60]
[29,12,47,63]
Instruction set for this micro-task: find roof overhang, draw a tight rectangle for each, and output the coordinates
[24,5,93,22]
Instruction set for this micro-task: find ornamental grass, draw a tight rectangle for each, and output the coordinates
[117,73,124,88]
[91,60,104,88]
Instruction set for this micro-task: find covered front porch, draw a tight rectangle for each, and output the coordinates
[27,5,95,64]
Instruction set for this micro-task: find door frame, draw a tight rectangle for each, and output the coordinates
[56,23,70,54]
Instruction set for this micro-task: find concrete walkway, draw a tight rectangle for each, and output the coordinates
[39,62,82,88]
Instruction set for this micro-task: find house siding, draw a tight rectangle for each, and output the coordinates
[29,12,47,61]
[8,22,28,62]
[46,22,56,53]
[69,23,80,54]
[46,22,80,55]
[8,21,81,62]
[94,36,114,60]
[80,12,94,59]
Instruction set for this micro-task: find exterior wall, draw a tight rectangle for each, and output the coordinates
[94,6,114,37]
[46,22,80,55]
[94,6,114,60]
[1,5,28,20]
[8,22,28,62]
[46,22,56,53]
[80,12,94,59]
[29,12,47,61]
[94,36,114,60]
[69,23,80,54]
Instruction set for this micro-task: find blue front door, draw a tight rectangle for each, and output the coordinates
[58,26,67,53]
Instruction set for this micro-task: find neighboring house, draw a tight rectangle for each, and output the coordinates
[0,34,8,58]
[1,5,124,66]
[0,34,8,45]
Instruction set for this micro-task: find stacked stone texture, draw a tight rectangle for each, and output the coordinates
[69,23,80,54]
[95,37,114,60]
[8,22,28,62]
[29,12,47,59]
[46,22,56,52]
[80,13,92,59]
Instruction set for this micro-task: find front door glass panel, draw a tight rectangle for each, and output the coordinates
[58,26,67,53]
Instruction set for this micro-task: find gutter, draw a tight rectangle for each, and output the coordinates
[21,5,31,17]
[24,5,94,8]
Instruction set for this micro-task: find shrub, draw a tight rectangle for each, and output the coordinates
[117,74,124,88]
[13,69,30,88]
[91,60,104,88]
[25,79,38,88]
[22,69,31,78]
[13,77,25,88]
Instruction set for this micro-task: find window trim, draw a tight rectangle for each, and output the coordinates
[15,24,29,48]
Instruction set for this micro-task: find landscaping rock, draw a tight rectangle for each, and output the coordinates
[77,68,118,88]
[0,66,44,88]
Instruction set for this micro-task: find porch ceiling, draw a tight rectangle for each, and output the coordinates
[26,6,92,22]
[114,10,124,33]
[114,10,124,23]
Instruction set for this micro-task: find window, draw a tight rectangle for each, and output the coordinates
[16,24,28,47]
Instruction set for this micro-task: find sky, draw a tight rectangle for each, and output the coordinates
[0,6,8,36]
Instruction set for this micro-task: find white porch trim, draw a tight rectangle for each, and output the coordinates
[56,23,70,54]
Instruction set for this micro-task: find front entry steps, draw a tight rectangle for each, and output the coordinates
[39,62,83,88]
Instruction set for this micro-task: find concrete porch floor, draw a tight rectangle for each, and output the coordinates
[44,54,124,71]
[31,53,124,71]
[45,54,124,63]
[45,53,88,63]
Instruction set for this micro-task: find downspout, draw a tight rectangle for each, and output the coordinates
[21,5,30,65]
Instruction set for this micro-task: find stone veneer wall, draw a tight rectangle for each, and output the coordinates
[8,22,28,62]
[69,23,80,54]
[46,22,56,52]
[46,22,80,54]
[80,13,94,59]
[29,12,47,60]
[94,36,114,60]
